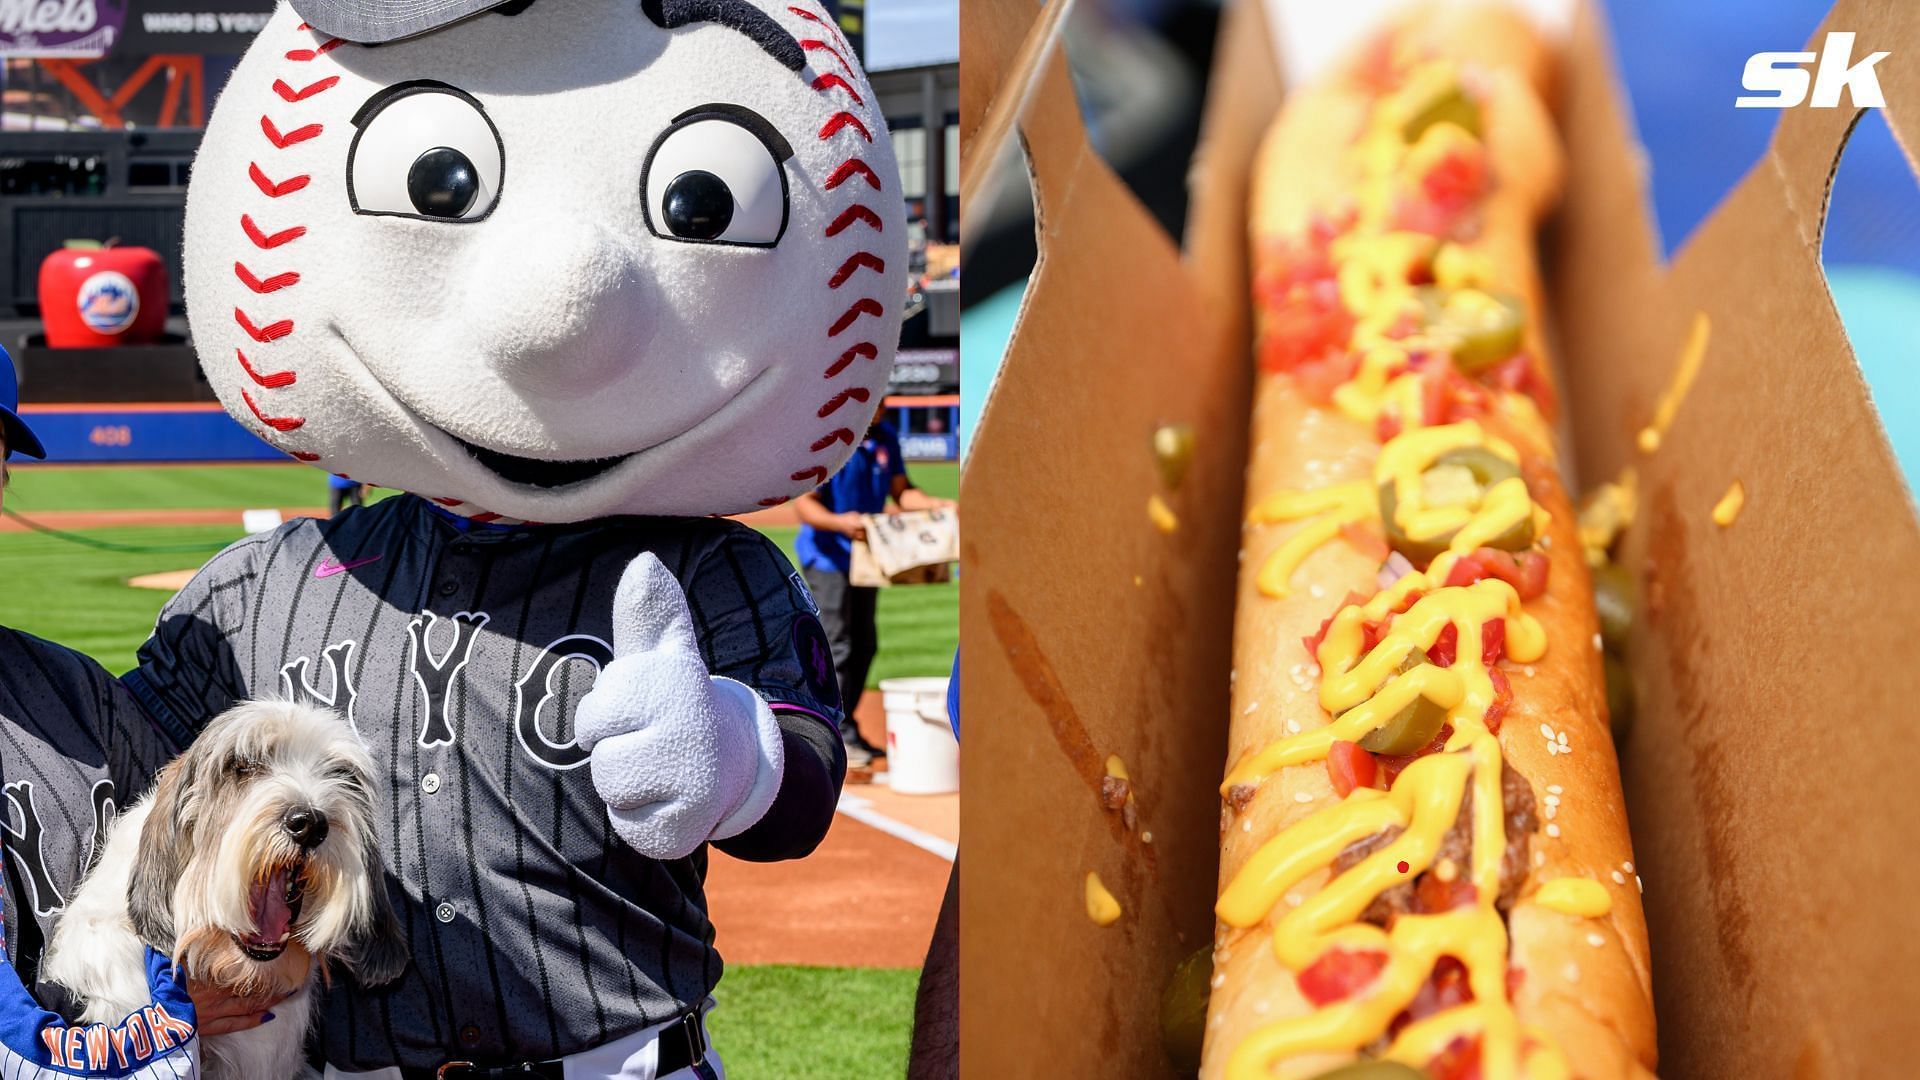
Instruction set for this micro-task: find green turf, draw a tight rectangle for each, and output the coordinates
[758,526,957,689]
[4,463,337,512]
[707,965,918,1079]
[0,524,243,672]
[0,523,956,686]
[3,462,959,513]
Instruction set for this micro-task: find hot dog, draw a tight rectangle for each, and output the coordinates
[1203,10,1656,1079]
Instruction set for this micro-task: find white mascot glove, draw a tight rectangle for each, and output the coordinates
[575,554,786,860]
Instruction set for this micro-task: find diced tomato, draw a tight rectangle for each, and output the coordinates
[1427,1034,1485,1080]
[1415,873,1478,914]
[1340,520,1391,562]
[1389,956,1477,1042]
[1397,138,1489,239]
[1377,725,1452,784]
[1444,548,1550,602]
[1483,666,1512,734]
[1294,351,1360,405]
[1260,287,1355,374]
[1483,352,1557,419]
[1255,233,1335,299]
[1302,590,1374,658]
[1427,618,1503,668]
[1376,409,1404,443]
[1420,365,1449,427]
[1354,31,1401,93]
[1361,616,1395,657]
[1481,618,1506,665]
[1436,365,1494,425]
[1311,205,1357,244]
[1296,948,1390,1006]
[1423,141,1487,206]
[1327,740,1378,798]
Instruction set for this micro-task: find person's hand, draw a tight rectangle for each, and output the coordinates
[575,554,786,860]
[837,512,869,541]
[188,978,288,1036]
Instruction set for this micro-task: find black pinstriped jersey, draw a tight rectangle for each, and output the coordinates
[0,629,176,982]
[120,495,846,1070]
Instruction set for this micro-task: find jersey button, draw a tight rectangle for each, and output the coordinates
[438,580,459,597]
[459,1026,481,1047]
[421,773,440,795]
[435,901,456,924]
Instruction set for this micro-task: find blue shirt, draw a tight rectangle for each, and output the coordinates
[795,424,906,573]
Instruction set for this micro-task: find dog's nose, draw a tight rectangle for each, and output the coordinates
[281,806,329,850]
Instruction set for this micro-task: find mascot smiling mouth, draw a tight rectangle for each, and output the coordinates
[452,437,632,488]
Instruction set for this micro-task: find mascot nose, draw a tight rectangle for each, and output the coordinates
[462,218,652,398]
[282,806,330,850]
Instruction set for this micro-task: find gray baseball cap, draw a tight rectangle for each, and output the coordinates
[289,0,533,43]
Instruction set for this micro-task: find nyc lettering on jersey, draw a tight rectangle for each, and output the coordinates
[35,1004,194,1071]
[278,609,607,771]
[1738,31,1888,108]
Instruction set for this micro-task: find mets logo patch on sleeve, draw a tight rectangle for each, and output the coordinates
[792,615,839,711]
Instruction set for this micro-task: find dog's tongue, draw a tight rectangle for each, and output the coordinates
[249,868,294,943]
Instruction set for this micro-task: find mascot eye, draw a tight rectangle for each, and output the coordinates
[348,82,503,222]
[407,147,480,217]
[642,106,792,247]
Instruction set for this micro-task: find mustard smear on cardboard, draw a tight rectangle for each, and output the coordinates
[1085,872,1122,926]
[1637,312,1711,453]
[1712,480,1746,527]
[1148,493,1180,533]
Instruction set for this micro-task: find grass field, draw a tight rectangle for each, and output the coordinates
[0,461,954,1079]
[0,462,959,682]
[707,966,917,1078]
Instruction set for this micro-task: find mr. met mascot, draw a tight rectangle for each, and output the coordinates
[65,0,904,1075]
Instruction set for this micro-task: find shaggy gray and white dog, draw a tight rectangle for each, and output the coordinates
[41,700,407,1079]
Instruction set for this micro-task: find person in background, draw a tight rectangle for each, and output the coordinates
[328,472,367,517]
[0,354,42,497]
[793,417,954,766]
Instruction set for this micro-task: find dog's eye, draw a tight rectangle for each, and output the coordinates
[231,758,265,779]
[348,82,503,223]
[641,106,791,248]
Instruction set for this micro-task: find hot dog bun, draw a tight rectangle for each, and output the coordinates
[1204,9,1656,1078]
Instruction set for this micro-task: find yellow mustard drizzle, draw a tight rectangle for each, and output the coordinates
[1249,421,1547,600]
[1534,878,1611,918]
[1247,484,1377,599]
[1219,571,1560,1079]
[1227,55,1591,1077]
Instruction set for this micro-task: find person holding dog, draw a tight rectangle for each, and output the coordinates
[1,357,287,1069]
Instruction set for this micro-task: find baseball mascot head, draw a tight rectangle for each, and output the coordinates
[185,0,907,521]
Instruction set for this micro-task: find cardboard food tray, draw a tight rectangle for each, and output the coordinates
[959,0,1920,1076]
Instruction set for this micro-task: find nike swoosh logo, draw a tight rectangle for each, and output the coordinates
[314,555,383,579]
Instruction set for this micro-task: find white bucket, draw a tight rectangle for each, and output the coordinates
[880,676,958,795]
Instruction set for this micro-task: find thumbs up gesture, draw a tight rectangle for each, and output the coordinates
[575,554,786,860]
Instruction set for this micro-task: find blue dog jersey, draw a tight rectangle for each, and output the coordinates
[0,894,199,1078]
